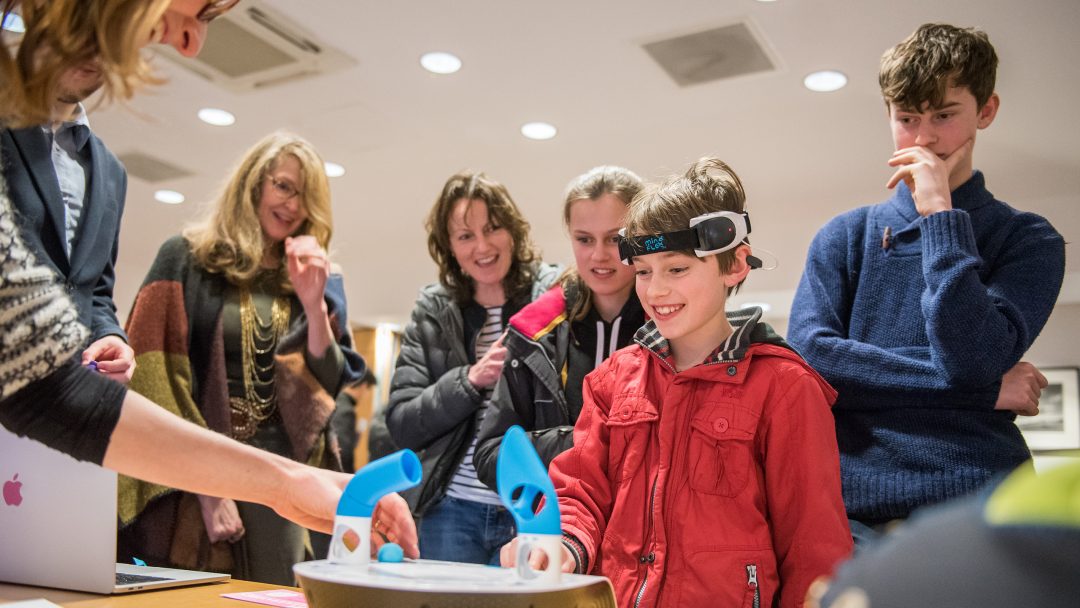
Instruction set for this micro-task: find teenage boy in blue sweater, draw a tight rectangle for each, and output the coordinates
[789,23,1066,542]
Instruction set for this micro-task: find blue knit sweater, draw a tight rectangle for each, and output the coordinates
[789,171,1065,521]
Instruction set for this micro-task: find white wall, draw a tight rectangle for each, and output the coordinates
[1024,302,1080,470]
[1025,303,1080,369]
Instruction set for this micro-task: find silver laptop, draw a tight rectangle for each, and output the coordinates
[0,427,230,593]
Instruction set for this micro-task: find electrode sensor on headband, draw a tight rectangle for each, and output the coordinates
[618,211,763,269]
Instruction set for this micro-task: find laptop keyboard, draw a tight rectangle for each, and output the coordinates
[116,572,173,585]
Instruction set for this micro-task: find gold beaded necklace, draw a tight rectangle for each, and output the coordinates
[229,285,291,440]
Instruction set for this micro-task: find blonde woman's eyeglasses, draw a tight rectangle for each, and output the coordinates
[266,176,302,201]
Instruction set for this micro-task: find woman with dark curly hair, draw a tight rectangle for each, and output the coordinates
[385,171,560,564]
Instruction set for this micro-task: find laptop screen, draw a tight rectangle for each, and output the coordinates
[0,427,120,593]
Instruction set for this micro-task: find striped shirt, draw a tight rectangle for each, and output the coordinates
[445,306,504,505]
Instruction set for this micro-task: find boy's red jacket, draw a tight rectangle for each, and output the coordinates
[551,316,852,608]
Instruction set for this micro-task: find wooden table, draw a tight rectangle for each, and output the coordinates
[0,579,300,607]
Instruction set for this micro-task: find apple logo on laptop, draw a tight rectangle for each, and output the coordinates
[3,474,23,506]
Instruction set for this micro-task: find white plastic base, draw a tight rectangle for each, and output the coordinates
[513,533,562,583]
[295,558,616,607]
[295,558,606,595]
[328,515,371,566]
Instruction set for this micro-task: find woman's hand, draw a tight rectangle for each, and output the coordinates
[286,234,337,359]
[274,468,420,559]
[197,495,245,544]
[285,235,330,315]
[467,332,506,389]
[82,335,136,384]
[370,492,420,559]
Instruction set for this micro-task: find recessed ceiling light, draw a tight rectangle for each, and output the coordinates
[324,162,345,178]
[154,190,185,205]
[803,70,848,92]
[1,12,25,33]
[197,107,236,126]
[420,52,462,75]
[521,122,557,141]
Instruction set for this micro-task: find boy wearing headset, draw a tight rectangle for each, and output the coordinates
[503,158,852,608]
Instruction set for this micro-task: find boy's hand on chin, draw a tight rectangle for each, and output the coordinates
[886,139,973,216]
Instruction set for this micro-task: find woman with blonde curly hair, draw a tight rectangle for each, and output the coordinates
[1,0,231,127]
[119,131,364,583]
[0,0,416,568]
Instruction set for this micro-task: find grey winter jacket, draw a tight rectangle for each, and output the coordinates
[383,264,560,514]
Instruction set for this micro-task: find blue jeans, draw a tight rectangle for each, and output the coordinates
[419,496,516,565]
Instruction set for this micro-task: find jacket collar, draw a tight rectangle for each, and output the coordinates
[634,306,791,371]
[7,127,68,268]
[510,284,567,340]
[45,102,90,148]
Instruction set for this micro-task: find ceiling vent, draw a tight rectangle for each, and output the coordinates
[116,151,193,183]
[153,1,355,93]
[643,21,777,88]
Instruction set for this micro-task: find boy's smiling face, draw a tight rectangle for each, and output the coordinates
[633,251,741,368]
[888,84,999,188]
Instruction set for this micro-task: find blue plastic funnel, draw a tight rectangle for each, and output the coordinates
[496,426,561,535]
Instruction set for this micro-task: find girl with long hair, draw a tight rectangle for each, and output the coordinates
[472,166,646,487]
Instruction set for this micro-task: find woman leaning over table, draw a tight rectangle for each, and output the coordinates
[0,0,416,561]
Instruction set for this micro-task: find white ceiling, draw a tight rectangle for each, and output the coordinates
[91,0,1079,328]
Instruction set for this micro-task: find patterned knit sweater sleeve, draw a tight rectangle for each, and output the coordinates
[0,195,88,397]
[0,164,126,464]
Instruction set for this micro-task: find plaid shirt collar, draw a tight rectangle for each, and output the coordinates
[634,306,764,372]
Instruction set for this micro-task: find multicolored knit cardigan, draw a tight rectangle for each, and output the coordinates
[0,159,87,400]
[117,235,363,570]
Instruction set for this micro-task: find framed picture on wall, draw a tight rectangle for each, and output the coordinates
[1015,367,1080,452]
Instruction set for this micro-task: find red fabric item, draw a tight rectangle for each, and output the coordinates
[551,342,853,608]
[509,284,567,339]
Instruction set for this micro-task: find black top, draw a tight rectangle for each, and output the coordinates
[0,358,127,464]
[564,291,645,418]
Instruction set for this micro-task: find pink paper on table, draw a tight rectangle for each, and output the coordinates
[221,589,308,607]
